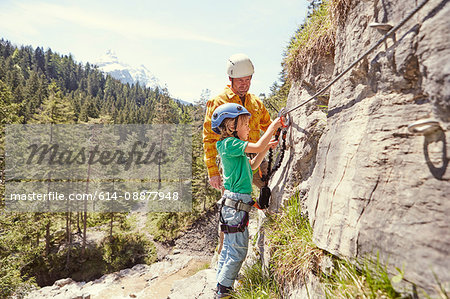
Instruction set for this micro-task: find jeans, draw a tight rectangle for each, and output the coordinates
[216,190,252,288]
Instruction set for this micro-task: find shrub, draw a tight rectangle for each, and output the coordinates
[101,233,157,271]
[0,256,36,298]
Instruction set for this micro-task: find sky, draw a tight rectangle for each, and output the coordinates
[0,0,309,103]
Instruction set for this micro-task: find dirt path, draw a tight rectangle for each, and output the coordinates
[131,212,172,260]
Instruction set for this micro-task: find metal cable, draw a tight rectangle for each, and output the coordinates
[284,0,431,115]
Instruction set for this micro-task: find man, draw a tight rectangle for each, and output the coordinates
[203,53,272,191]
[203,53,273,297]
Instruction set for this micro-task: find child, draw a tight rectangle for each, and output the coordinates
[211,103,282,298]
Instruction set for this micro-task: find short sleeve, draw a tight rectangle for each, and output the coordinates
[221,138,248,157]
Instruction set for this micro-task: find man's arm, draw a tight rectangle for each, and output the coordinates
[202,98,222,186]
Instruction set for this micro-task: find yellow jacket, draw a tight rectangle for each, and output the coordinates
[203,85,272,178]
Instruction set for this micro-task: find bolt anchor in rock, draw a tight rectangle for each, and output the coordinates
[408,119,443,135]
[369,22,393,31]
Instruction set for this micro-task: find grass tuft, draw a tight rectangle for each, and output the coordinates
[231,261,280,299]
[323,255,402,298]
[266,192,323,289]
[240,191,425,298]
[284,1,335,81]
[329,0,353,26]
[284,0,354,81]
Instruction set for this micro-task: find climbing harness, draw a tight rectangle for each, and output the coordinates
[218,197,253,213]
[218,196,254,233]
[261,0,431,188]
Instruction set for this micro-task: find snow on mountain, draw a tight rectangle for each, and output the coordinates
[95,50,163,90]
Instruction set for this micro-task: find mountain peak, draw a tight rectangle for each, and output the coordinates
[95,50,163,90]
[97,49,119,65]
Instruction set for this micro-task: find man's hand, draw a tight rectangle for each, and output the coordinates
[209,175,223,190]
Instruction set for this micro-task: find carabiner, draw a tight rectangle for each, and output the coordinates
[278,107,291,129]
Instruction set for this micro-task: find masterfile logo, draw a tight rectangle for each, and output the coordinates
[5,124,192,213]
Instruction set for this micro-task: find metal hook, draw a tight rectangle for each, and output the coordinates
[407,119,443,135]
[369,22,393,31]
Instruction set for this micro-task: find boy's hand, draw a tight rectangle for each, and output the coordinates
[270,117,283,131]
[267,139,279,149]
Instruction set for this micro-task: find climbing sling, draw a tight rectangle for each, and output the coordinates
[258,108,291,209]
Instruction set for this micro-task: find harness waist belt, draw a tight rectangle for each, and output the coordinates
[220,223,246,233]
[218,197,253,212]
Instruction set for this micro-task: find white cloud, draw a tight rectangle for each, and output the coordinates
[2,2,235,46]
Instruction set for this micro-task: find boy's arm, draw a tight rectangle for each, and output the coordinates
[245,117,282,153]
[249,140,278,170]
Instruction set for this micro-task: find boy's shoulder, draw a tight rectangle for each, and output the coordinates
[217,137,248,154]
[218,137,244,145]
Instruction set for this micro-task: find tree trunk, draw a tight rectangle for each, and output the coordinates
[1,151,4,187]
[66,212,70,241]
[76,212,81,234]
[82,154,91,255]
[82,210,87,256]
[66,212,72,269]
[109,213,114,240]
[158,130,163,190]
[45,220,51,256]
[34,213,40,247]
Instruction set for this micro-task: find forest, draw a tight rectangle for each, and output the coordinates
[0,38,229,297]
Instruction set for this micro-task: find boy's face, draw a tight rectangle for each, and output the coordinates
[236,116,250,141]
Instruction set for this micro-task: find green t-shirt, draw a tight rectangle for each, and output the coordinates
[216,137,252,194]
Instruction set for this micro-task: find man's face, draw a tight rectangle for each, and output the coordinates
[230,75,252,97]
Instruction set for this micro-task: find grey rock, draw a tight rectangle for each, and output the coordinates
[168,269,217,299]
[266,0,449,296]
[54,278,75,288]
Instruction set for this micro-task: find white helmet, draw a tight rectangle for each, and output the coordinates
[227,53,254,78]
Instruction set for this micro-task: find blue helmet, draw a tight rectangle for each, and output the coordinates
[211,103,251,134]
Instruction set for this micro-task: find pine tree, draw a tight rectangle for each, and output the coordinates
[34,47,45,74]
[31,82,75,124]
[0,79,23,125]
[0,79,23,207]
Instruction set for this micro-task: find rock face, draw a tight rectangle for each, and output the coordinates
[269,0,449,295]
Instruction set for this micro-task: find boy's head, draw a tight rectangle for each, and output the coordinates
[211,103,251,140]
[220,114,251,140]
